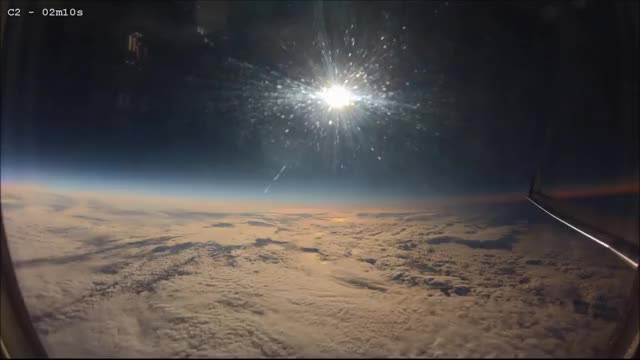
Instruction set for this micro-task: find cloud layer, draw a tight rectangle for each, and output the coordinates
[1,183,635,357]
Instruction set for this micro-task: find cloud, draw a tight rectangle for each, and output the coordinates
[5,185,634,358]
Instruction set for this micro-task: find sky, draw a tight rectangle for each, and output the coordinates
[1,0,637,201]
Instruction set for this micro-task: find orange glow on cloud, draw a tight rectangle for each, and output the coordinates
[544,180,639,199]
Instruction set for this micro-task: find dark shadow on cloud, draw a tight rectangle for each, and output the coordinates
[239,212,267,218]
[392,227,407,235]
[1,194,26,211]
[356,212,449,222]
[334,276,388,292]
[209,222,234,228]
[247,220,275,227]
[15,235,181,268]
[274,217,294,225]
[49,204,71,212]
[92,235,181,254]
[274,213,315,225]
[162,210,231,219]
[87,199,111,210]
[44,194,76,212]
[87,199,149,216]
[408,260,441,273]
[403,214,442,222]
[0,202,25,211]
[164,211,269,220]
[44,226,80,235]
[73,215,108,222]
[290,213,314,218]
[357,212,424,218]
[84,235,120,247]
[2,194,23,201]
[255,238,316,252]
[93,261,131,274]
[32,256,198,323]
[208,241,245,256]
[425,231,521,250]
[254,237,289,246]
[129,256,197,294]
[151,242,206,254]
[14,253,92,267]
[207,237,298,259]
[110,209,149,216]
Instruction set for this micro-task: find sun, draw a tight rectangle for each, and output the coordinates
[317,84,355,110]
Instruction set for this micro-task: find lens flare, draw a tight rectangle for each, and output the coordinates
[211,6,453,194]
[316,85,356,110]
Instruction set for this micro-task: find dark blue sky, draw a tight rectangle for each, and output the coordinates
[1,0,636,199]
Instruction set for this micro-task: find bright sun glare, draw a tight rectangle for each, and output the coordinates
[317,84,355,110]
